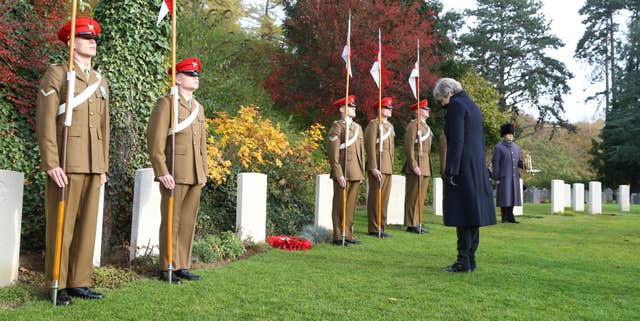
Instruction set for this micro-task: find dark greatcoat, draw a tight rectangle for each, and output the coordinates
[443,91,496,227]
[492,140,523,207]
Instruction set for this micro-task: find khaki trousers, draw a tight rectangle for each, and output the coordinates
[366,173,391,233]
[404,175,430,227]
[159,183,202,270]
[331,180,360,241]
[45,174,101,289]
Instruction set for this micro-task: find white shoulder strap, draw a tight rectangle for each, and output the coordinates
[168,101,200,136]
[339,125,359,150]
[57,73,102,116]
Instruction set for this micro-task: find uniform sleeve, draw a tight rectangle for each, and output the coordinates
[147,97,170,178]
[36,66,65,171]
[444,102,465,176]
[491,145,501,180]
[364,122,377,171]
[201,111,209,180]
[327,123,343,178]
[404,122,418,170]
[102,79,110,173]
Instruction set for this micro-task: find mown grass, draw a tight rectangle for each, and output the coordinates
[1,203,639,320]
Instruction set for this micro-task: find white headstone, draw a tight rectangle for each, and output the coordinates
[314,174,333,230]
[93,184,105,267]
[572,183,585,212]
[564,184,572,208]
[588,181,602,215]
[550,179,565,214]
[618,185,630,212]
[513,179,524,216]
[0,170,24,287]
[236,172,267,242]
[130,168,162,261]
[432,177,443,216]
[387,175,405,224]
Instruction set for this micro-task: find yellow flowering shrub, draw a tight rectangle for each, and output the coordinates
[206,105,325,185]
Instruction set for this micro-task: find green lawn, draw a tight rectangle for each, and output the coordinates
[2,203,639,320]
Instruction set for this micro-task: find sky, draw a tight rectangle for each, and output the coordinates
[243,0,629,123]
[440,0,606,123]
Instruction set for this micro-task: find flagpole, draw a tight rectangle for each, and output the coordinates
[52,0,78,306]
[376,29,383,239]
[166,0,177,283]
[341,10,352,247]
[415,38,424,234]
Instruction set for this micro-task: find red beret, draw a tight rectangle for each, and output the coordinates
[169,57,202,76]
[410,99,429,110]
[333,95,357,108]
[58,17,101,43]
[371,97,394,110]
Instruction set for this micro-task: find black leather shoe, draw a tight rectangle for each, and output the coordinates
[332,240,349,246]
[510,220,520,223]
[175,269,202,281]
[407,226,428,234]
[346,239,362,245]
[441,263,471,273]
[368,232,392,238]
[50,289,72,306]
[67,287,104,299]
[159,271,182,284]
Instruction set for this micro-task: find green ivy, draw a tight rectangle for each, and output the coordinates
[93,0,171,249]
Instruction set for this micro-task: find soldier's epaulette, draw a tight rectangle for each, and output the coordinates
[50,63,63,67]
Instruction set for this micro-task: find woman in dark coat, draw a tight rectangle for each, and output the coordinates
[492,123,524,223]
[434,77,496,272]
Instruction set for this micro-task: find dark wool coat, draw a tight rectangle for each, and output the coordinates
[492,141,523,207]
[443,91,497,227]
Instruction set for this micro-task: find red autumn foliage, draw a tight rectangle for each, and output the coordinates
[0,0,66,122]
[267,235,313,251]
[265,0,445,125]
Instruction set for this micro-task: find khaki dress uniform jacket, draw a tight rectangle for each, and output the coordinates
[147,94,208,270]
[36,61,109,289]
[364,119,394,234]
[403,119,432,227]
[327,119,365,241]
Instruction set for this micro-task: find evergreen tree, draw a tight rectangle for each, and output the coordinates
[574,0,628,115]
[458,0,573,130]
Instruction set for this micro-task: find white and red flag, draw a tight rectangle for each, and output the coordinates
[156,0,173,26]
[408,39,420,99]
[370,29,388,89]
[341,10,352,78]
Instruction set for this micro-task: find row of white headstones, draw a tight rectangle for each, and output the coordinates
[0,169,632,287]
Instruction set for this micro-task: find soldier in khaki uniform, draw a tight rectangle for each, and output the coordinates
[403,99,432,234]
[327,95,365,246]
[147,57,208,283]
[36,17,108,305]
[364,97,395,238]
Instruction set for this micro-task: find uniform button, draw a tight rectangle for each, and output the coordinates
[90,112,94,115]
[90,125,94,128]
[89,99,93,103]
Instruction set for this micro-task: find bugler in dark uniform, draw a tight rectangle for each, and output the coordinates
[364,97,395,237]
[37,17,108,305]
[327,95,365,246]
[492,122,524,223]
[403,99,432,234]
[148,57,208,283]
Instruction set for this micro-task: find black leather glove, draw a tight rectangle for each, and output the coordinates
[518,160,524,169]
[447,175,458,187]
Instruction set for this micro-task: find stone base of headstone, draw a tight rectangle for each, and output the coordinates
[588,181,602,214]
[236,173,267,242]
[618,185,630,212]
[572,183,585,212]
[314,174,333,230]
[386,175,405,224]
[130,168,161,261]
[0,170,24,287]
[564,184,572,208]
[432,177,443,216]
[551,179,565,214]
[93,184,105,267]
